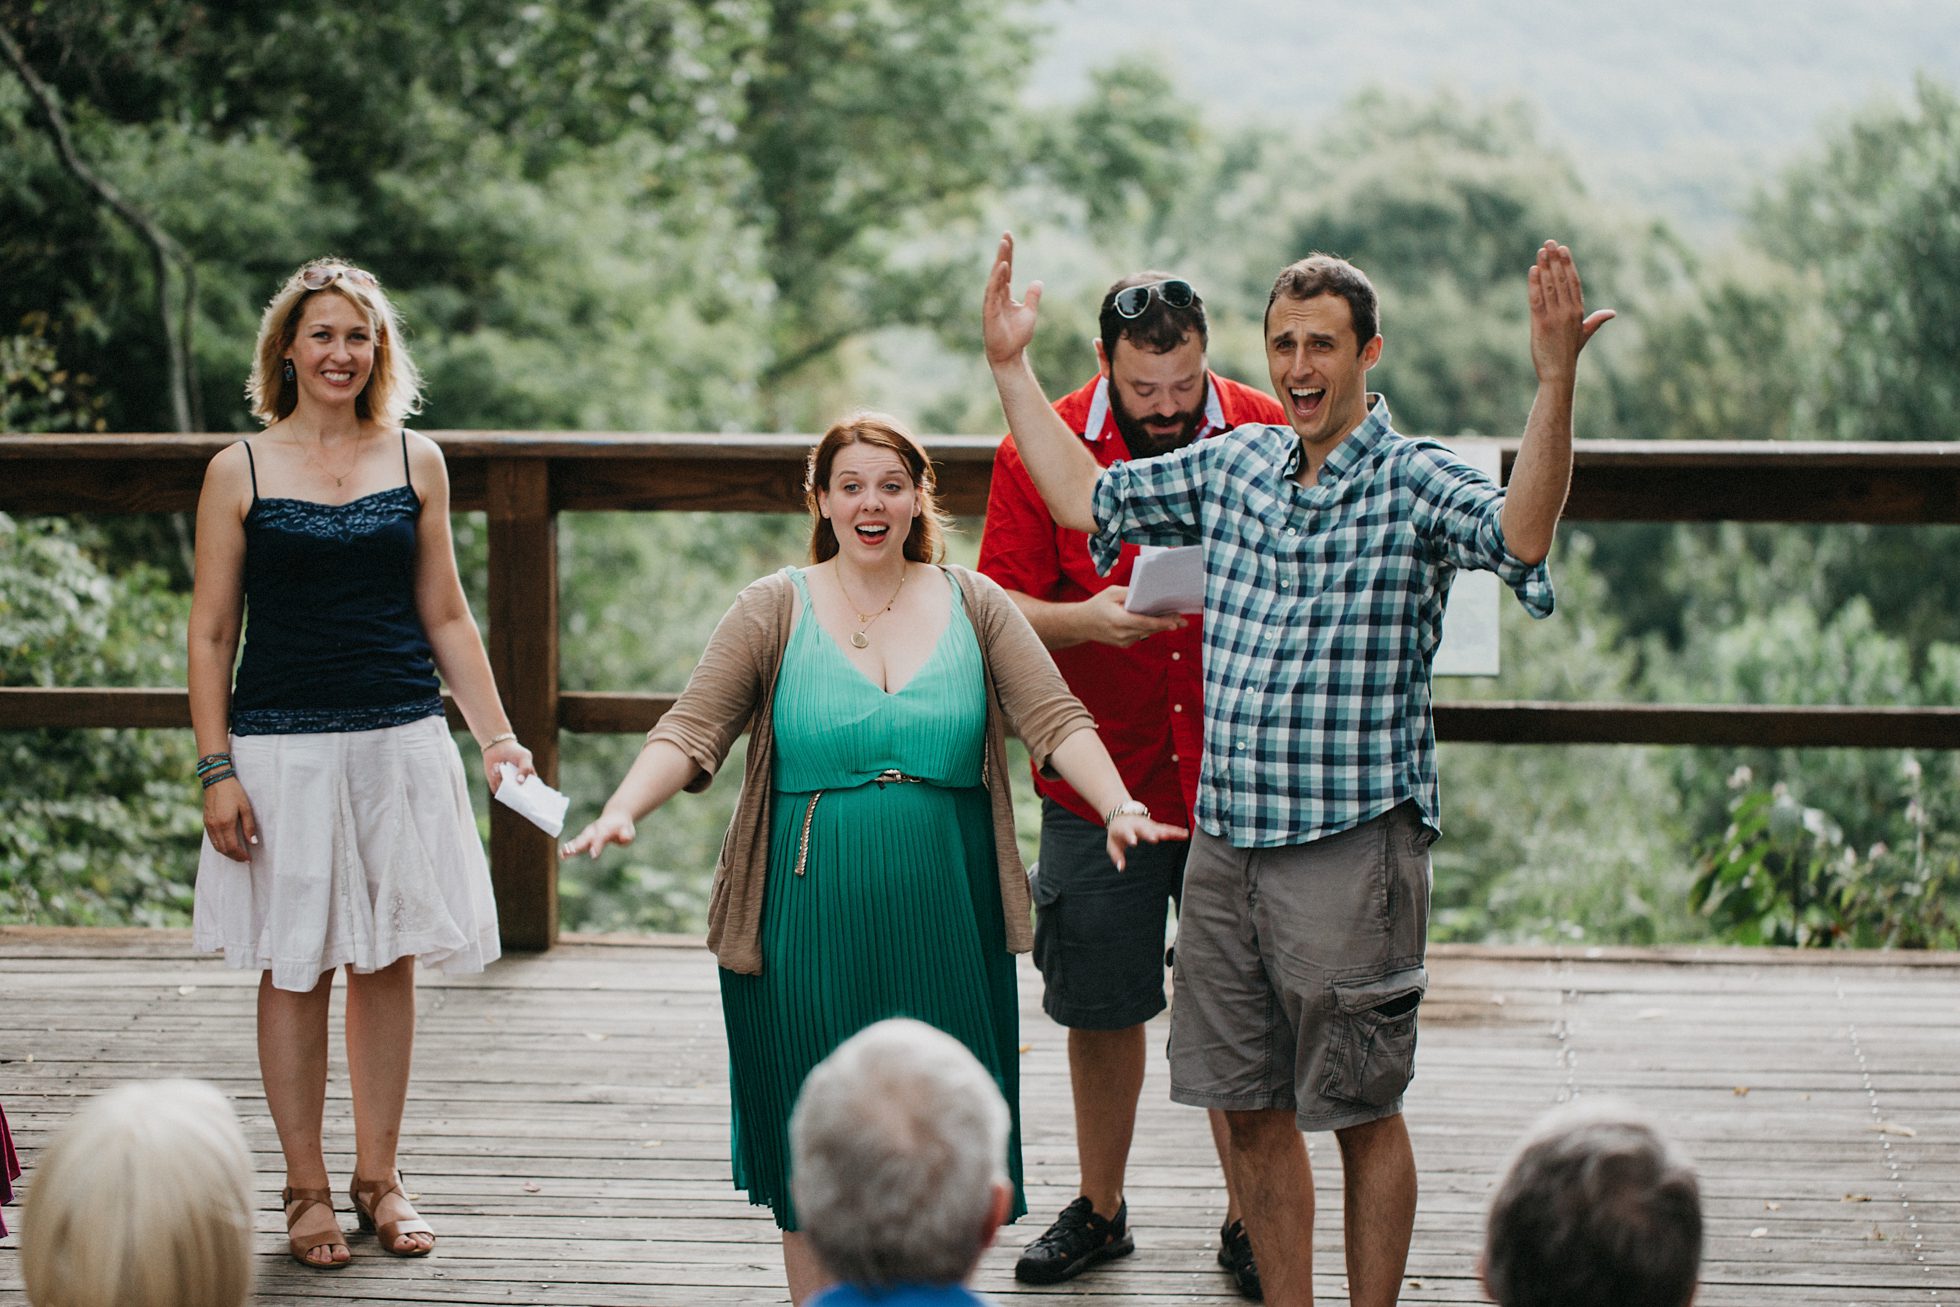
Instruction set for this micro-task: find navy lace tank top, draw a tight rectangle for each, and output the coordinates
[228,433,445,736]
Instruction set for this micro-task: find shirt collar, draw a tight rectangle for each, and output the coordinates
[1282,393,1393,481]
[1083,373,1227,445]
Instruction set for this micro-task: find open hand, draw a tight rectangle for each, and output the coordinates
[561,810,637,860]
[1105,813,1190,872]
[1527,240,1615,385]
[982,232,1043,366]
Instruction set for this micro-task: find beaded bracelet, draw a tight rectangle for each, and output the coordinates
[199,767,238,790]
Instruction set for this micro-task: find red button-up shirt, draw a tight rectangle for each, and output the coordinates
[978,371,1286,828]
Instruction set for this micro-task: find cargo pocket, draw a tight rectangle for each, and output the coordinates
[1323,965,1428,1109]
[1028,859,1060,909]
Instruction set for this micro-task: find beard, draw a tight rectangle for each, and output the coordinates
[1111,386,1207,458]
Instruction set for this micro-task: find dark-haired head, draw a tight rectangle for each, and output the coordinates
[1098,271,1208,369]
[1264,254,1379,350]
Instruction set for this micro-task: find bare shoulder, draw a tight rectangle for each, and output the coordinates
[199,440,253,500]
[403,428,449,480]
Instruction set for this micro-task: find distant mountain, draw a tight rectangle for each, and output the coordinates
[1028,0,1960,233]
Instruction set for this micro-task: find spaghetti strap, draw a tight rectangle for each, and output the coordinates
[400,430,414,492]
[242,440,259,501]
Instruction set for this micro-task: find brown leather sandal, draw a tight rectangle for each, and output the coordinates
[282,1185,351,1269]
[349,1170,436,1257]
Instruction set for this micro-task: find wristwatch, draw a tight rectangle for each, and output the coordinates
[1105,800,1151,826]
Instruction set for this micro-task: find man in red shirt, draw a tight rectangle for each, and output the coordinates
[979,272,1284,1297]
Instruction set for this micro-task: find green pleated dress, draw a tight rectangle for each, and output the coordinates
[719,567,1027,1230]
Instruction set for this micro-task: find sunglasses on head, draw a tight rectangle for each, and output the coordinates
[1111,278,1196,319]
[297,265,379,291]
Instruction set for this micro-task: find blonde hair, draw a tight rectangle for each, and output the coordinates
[805,410,953,564]
[246,257,423,429]
[21,1079,255,1307]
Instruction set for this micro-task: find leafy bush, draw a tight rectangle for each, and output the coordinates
[0,514,200,924]
[1693,761,1960,948]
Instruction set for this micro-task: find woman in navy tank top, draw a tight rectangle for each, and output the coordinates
[187,259,532,1269]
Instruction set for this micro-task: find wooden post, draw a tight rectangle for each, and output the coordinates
[485,457,560,950]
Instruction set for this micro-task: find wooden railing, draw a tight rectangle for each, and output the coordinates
[5,433,1958,950]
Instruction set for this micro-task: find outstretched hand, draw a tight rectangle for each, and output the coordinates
[561,810,637,860]
[1105,813,1190,872]
[1527,240,1615,385]
[982,232,1043,367]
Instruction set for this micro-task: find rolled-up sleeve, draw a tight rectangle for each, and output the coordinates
[1406,444,1555,619]
[1087,446,1206,576]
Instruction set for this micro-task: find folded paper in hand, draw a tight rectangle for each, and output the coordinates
[1122,545,1204,616]
[494,764,570,837]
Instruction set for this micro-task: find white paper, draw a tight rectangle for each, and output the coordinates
[494,763,570,838]
[1431,438,1503,679]
[1122,545,1205,616]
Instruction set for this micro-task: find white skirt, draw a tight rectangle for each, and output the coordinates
[192,714,502,993]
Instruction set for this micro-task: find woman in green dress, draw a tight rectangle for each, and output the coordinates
[563,412,1186,1303]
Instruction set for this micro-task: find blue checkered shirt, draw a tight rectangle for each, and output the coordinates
[1089,396,1554,847]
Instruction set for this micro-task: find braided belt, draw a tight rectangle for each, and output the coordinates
[792,770,931,877]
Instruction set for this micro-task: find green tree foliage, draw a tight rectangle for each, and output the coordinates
[737,0,1034,411]
[0,514,199,924]
[2,311,105,432]
[5,3,1956,953]
[0,0,1035,434]
[1209,90,1658,441]
[1756,75,1960,444]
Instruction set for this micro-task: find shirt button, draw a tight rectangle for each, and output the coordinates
[1237,741,1247,750]
[1279,579,1289,589]
[1286,526,1298,536]
[1170,652,1181,661]
[1173,703,1184,713]
[1171,753,1180,763]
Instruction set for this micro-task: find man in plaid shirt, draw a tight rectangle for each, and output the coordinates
[981,233,1612,1307]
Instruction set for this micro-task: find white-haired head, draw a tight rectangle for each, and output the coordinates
[791,1018,1011,1289]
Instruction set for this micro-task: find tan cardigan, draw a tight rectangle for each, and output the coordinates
[647,564,1098,975]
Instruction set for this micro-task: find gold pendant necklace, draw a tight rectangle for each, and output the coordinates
[840,565,907,648]
[305,435,363,489]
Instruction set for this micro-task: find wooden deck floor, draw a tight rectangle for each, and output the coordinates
[1,929,1955,1305]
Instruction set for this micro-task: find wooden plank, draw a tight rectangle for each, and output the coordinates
[4,433,1958,522]
[8,688,1956,751]
[1432,702,1960,749]
[0,689,474,734]
[1,935,1957,1307]
[484,458,560,951]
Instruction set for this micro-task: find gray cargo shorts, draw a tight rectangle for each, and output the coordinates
[1167,802,1432,1132]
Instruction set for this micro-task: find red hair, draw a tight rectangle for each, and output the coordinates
[805,411,952,564]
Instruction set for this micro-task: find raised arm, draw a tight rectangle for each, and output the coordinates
[1500,241,1615,564]
[982,232,1103,533]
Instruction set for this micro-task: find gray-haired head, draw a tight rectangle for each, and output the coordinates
[1482,1098,1702,1307]
[790,1018,1011,1289]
